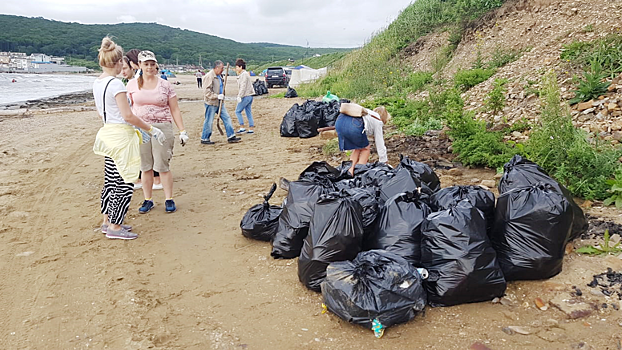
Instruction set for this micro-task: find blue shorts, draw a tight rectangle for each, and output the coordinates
[335,113,369,151]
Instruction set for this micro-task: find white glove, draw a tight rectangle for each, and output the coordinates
[179,130,189,146]
[217,94,224,100]
[236,97,242,103]
[149,126,166,145]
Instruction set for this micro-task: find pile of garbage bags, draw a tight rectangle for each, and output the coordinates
[239,154,587,337]
[253,79,268,95]
[280,99,349,138]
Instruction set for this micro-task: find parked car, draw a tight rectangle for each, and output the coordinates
[265,67,290,88]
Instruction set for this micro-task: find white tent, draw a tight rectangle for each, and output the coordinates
[289,66,327,88]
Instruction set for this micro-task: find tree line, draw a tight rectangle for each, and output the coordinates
[0,15,350,67]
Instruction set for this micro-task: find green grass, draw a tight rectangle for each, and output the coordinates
[454,68,496,91]
[561,34,622,77]
[249,52,348,72]
[322,138,340,156]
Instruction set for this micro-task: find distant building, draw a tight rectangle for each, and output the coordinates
[0,52,86,73]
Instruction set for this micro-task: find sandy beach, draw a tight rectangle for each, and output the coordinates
[1,74,621,350]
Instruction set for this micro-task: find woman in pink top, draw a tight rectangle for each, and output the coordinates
[127,50,189,214]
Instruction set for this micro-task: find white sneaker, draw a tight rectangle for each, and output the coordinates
[152,183,163,190]
[133,183,143,190]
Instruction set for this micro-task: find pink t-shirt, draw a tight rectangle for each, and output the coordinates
[127,78,177,123]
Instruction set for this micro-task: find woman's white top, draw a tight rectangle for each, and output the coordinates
[93,76,128,124]
[362,109,387,163]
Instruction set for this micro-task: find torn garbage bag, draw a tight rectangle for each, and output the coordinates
[421,200,506,306]
[271,181,330,259]
[240,183,282,241]
[321,250,427,336]
[498,155,587,241]
[298,192,364,292]
[366,191,431,266]
[491,183,573,281]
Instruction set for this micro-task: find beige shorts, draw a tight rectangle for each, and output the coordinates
[140,122,175,173]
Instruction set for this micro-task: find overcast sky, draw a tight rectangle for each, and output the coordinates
[3,0,413,48]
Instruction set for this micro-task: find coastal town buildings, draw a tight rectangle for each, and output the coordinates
[0,52,86,73]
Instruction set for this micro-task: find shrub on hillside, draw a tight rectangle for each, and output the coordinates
[454,68,495,91]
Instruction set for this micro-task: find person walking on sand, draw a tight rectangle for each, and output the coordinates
[92,37,167,240]
[200,60,241,145]
[234,58,255,134]
[334,103,391,175]
[127,50,189,214]
[195,69,203,88]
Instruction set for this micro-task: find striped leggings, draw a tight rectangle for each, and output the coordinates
[101,157,134,225]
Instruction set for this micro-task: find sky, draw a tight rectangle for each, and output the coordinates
[3,0,414,48]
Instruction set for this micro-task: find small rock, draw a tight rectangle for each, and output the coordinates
[470,178,481,184]
[470,342,492,350]
[582,107,596,115]
[16,251,34,257]
[506,326,531,335]
[492,297,501,304]
[550,294,596,319]
[480,180,496,188]
[535,298,548,310]
[502,327,515,335]
[577,100,593,111]
[448,168,463,176]
[608,103,619,111]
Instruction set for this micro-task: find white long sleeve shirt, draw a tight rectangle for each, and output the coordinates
[362,109,387,163]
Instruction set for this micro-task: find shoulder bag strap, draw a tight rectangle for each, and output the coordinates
[102,77,114,123]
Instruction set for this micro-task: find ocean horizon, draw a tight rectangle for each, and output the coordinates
[0,72,96,106]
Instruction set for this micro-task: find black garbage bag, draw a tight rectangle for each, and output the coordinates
[396,155,441,198]
[298,192,364,292]
[271,181,330,259]
[285,86,298,98]
[321,250,427,333]
[357,163,396,188]
[299,161,341,182]
[280,103,301,137]
[335,161,374,179]
[366,191,431,265]
[253,79,268,95]
[430,185,495,235]
[379,168,419,202]
[491,183,573,281]
[295,109,319,138]
[498,155,587,241]
[421,200,506,306]
[345,187,382,237]
[240,183,282,241]
[321,100,341,128]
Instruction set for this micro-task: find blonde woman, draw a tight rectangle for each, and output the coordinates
[92,37,166,240]
[126,50,189,214]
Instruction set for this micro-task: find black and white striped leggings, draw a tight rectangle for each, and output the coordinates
[101,157,134,225]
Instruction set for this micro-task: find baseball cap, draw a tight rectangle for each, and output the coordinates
[138,50,157,63]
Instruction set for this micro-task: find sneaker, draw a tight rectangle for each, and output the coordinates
[227,136,242,143]
[152,183,163,190]
[133,183,143,190]
[139,200,155,214]
[101,223,132,234]
[105,227,138,240]
[165,199,177,213]
[247,130,255,134]
[236,128,246,134]
[201,140,215,145]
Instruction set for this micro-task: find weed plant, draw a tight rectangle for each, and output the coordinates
[322,138,340,157]
[569,60,611,104]
[485,78,508,114]
[561,34,622,77]
[454,68,496,91]
[525,71,621,200]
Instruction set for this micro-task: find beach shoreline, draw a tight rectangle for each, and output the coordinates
[0,90,94,111]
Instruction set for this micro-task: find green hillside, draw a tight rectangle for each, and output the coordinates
[0,15,350,67]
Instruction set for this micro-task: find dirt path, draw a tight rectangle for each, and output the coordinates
[0,75,621,350]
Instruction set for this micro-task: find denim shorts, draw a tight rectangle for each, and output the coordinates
[335,113,369,151]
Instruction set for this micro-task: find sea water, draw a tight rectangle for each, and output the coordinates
[0,73,96,105]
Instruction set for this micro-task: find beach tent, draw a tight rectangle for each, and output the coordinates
[289,66,327,87]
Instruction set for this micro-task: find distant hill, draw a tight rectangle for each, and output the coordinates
[0,15,350,67]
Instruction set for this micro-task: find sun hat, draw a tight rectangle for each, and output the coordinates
[138,50,157,63]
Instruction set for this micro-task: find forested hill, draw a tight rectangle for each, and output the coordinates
[0,15,350,66]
